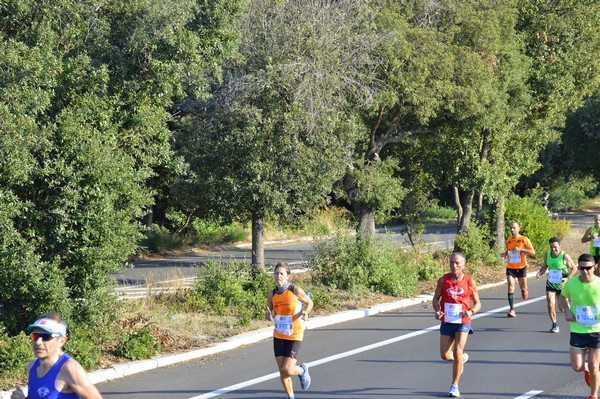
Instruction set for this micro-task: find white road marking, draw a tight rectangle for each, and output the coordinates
[189,296,546,399]
[514,390,543,398]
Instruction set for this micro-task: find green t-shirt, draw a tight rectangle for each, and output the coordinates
[562,276,600,334]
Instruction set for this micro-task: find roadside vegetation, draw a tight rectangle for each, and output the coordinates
[2,0,600,393]
[1,198,588,390]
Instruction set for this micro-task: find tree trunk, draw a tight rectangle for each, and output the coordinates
[251,214,265,270]
[358,206,376,238]
[475,192,483,221]
[343,166,375,239]
[495,194,506,253]
[456,190,474,234]
[453,186,463,224]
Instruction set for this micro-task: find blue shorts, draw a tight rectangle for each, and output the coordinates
[570,332,600,350]
[440,322,474,336]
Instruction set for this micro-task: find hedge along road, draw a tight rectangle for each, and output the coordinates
[113,223,457,298]
[96,276,588,399]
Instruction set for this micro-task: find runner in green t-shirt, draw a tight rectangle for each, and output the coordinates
[559,254,600,399]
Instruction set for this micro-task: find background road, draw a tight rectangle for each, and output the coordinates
[98,277,591,399]
[113,211,594,297]
[112,223,456,295]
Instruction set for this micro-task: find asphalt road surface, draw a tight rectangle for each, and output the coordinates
[98,277,592,399]
[112,223,456,289]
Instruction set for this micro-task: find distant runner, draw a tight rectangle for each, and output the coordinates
[502,221,535,317]
[559,254,600,399]
[537,237,576,333]
[266,262,313,399]
[433,252,481,398]
[581,214,600,276]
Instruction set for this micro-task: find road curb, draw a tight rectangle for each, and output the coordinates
[0,277,513,398]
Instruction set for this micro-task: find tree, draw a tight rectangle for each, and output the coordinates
[0,0,243,334]
[175,0,380,268]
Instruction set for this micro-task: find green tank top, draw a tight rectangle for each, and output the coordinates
[590,226,600,256]
[546,251,568,274]
[545,251,569,291]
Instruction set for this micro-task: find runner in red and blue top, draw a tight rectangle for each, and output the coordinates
[433,252,481,398]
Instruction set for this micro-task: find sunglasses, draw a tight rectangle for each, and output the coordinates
[30,332,59,342]
[578,266,595,271]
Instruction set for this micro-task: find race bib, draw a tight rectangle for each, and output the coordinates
[274,315,294,336]
[444,303,463,324]
[593,237,600,248]
[547,269,563,284]
[576,306,599,326]
[509,250,521,264]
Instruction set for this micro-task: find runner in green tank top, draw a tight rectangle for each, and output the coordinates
[581,214,600,276]
[536,237,576,333]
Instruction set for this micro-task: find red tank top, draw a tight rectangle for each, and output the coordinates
[440,273,473,324]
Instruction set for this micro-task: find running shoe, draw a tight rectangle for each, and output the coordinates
[299,363,311,390]
[587,396,596,399]
[448,384,460,397]
[550,325,559,333]
[462,353,469,363]
[585,369,591,387]
[522,290,528,300]
[507,309,516,317]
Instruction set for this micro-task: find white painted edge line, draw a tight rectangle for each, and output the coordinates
[514,390,543,398]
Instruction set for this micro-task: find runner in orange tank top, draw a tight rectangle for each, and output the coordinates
[266,262,313,399]
[501,221,535,317]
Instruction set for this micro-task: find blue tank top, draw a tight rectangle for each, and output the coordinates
[28,354,79,399]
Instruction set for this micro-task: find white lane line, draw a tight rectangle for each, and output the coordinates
[515,390,543,398]
[189,296,546,399]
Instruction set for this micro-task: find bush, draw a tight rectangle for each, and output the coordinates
[0,331,30,386]
[190,262,272,324]
[309,233,420,297]
[505,195,571,261]
[454,223,501,270]
[116,328,161,361]
[191,219,248,245]
[549,177,598,212]
[64,328,102,371]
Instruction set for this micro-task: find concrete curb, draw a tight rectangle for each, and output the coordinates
[0,278,511,398]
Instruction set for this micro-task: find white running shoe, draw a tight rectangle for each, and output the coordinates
[462,353,469,363]
[448,384,460,397]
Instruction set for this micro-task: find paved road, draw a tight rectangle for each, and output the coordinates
[97,277,589,399]
[112,223,456,296]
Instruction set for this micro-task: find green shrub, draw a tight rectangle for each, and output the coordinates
[505,195,571,261]
[64,328,102,371]
[549,177,597,212]
[191,219,248,245]
[309,233,420,297]
[190,262,272,324]
[417,253,446,282]
[141,224,184,252]
[454,223,501,270]
[0,331,30,385]
[422,204,457,223]
[116,328,161,361]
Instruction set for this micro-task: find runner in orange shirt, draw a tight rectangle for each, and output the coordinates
[266,262,313,399]
[502,221,535,317]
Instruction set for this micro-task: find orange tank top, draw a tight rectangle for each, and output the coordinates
[272,285,304,341]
